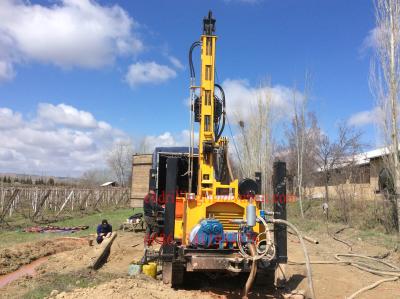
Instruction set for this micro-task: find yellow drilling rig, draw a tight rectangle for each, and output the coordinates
[148,11,288,295]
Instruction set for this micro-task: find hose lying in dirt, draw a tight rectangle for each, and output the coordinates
[271,218,316,299]
[288,229,319,244]
[336,253,400,299]
[289,253,400,299]
[237,216,275,298]
[323,221,400,297]
[242,243,257,299]
[237,218,315,298]
[325,222,353,251]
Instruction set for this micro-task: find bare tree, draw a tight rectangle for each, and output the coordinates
[286,112,320,217]
[136,137,152,154]
[315,123,363,205]
[106,140,134,187]
[332,157,364,225]
[235,80,276,203]
[80,168,113,186]
[288,74,313,218]
[370,0,400,232]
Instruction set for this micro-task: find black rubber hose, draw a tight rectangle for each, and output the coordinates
[189,41,201,78]
[214,83,226,141]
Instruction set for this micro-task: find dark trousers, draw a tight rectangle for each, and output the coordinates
[144,215,157,246]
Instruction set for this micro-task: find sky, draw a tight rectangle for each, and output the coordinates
[0,0,380,176]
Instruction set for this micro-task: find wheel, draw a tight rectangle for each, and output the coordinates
[162,261,185,287]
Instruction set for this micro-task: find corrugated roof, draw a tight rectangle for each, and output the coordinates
[152,147,198,168]
[100,181,116,186]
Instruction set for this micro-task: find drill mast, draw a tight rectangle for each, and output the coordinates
[198,12,217,194]
[192,11,238,200]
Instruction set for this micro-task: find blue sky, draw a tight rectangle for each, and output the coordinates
[0,0,379,176]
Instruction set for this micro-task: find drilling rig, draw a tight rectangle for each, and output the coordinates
[152,11,288,294]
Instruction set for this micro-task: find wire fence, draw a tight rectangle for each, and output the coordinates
[0,186,130,223]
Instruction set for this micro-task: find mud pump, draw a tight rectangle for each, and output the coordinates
[153,11,289,296]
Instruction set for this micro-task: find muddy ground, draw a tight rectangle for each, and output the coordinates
[0,238,88,275]
[0,228,399,299]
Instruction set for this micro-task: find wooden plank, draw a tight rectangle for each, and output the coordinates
[88,232,117,269]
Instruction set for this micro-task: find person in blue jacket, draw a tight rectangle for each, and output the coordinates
[96,219,112,244]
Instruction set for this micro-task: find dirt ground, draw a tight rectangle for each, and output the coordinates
[0,228,399,299]
[0,238,88,275]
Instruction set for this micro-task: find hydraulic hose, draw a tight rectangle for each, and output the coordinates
[237,216,275,261]
[189,41,201,79]
[214,83,226,141]
[271,218,316,299]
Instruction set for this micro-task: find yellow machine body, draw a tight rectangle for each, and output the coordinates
[174,28,261,244]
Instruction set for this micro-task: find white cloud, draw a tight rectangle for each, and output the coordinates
[363,28,379,50]
[0,103,198,176]
[348,107,382,127]
[0,108,23,129]
[168,56,184,70]
[361,23,392,54]
[0,60,15,81]
[140,130,198,152]
[125,61,177,87]
[37,103,101,129]
[222,79,295,121]
[0,0,143,80]
[0,103,126,176]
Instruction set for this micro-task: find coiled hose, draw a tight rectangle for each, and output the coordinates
[289,253,400,299]
[335,253,400,299]
[237,216,275,261]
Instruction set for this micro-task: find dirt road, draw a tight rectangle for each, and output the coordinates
[0,229,399,299]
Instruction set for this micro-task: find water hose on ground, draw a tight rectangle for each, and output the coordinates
[237,216,275,298]
[322,220,400,297]
[336,253,400,299]
[326,221,352,251]
[288,251,400,298]
[271,218,316,299]
[242,243,257,299]
[237,217,315,299]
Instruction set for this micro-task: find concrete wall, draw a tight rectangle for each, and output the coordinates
[306,183,376,201]
[306,157,385,201]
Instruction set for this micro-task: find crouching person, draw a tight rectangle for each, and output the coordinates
[97,219,112,244]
